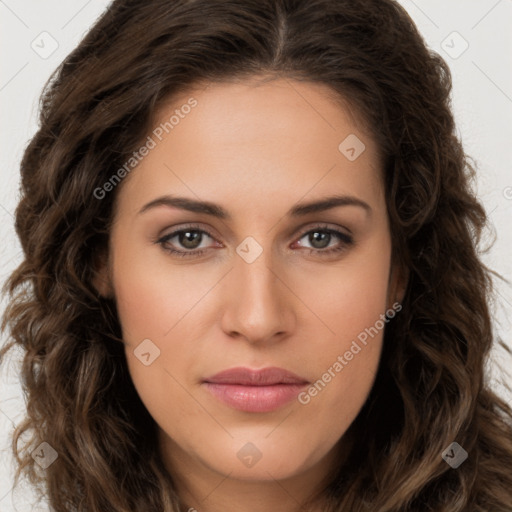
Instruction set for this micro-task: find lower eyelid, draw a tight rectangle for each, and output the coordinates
[158,227,353,254]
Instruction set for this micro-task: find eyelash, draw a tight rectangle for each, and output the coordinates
[155,223,354,258]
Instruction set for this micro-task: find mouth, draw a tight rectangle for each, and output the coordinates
[202,367,309,413]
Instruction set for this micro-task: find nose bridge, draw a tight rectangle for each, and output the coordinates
[233,232,279,288]
[221,239,293,342]
[236,246,277,299]
[235,240,282,310]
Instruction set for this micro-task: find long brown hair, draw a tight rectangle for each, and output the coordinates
[2,0,512,510]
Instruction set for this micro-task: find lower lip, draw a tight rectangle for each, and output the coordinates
[203,383,306,413]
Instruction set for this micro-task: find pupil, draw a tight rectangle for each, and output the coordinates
[310,231,330,249]
[180,231,201,249]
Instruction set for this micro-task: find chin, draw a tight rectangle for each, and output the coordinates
[194,435,329,482]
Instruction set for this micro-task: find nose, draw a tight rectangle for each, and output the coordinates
[220,246,296,345]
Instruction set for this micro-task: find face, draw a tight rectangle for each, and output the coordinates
[99,77,403,490]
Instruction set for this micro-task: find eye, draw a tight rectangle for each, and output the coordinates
[156,225,220,258]
[293,225,354,256]
[155,223,354,259]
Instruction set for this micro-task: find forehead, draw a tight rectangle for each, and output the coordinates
[115,78,384,216]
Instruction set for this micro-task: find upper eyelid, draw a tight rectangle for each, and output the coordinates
[159,223,352,247]
[160,225,217,242]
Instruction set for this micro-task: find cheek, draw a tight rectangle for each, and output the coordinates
[291,237,392,436]
[110,231,239,428]
[114,258,210,435]
[112,240,214,341]
[298,237,392,347]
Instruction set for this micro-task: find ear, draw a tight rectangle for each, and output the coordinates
[387,262,409,309]
[91,248,114,298]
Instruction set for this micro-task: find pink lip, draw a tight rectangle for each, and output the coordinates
[203,367,309,413]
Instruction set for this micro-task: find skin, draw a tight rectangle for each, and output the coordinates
[95,76,406,511]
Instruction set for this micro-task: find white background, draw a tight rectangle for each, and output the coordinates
[1,1,511,510]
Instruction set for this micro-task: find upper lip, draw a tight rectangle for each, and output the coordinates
[203,367,309,386]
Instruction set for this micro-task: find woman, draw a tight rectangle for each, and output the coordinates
[1,0,512,510]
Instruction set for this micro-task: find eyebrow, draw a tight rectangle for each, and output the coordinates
[138,194,372,219]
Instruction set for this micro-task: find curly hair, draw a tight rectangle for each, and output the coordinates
[2,0,512,510]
